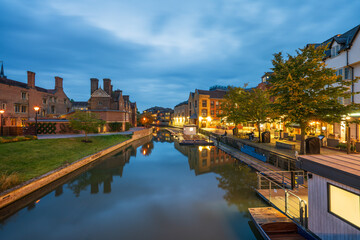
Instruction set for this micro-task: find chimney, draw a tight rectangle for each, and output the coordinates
[103,78,111,95]
[55,76,63,90]
[27,71,35,88]
[90,78,99,94]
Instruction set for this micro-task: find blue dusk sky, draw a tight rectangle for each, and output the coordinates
[1,0,359,111]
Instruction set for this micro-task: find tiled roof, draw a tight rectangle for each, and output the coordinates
[175,100,188,108]
[0,77,55,94]
[197,89,227,99]
[72,101,88,107]
[314,24,360,58]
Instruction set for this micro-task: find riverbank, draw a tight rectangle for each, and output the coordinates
[0,134,131,191]
[0,128,153,208]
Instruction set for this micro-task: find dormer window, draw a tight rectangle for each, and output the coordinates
[331,45,340,57]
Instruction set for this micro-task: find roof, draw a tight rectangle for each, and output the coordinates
[91,88,110,97]
[197,89,227,99]
[72,101,88,107]
[314,24,360,58]
[0,77,56,94]
[261,72,274,78]
[297,154,360,190]
[175,100,188,108]
[189,113,198,119]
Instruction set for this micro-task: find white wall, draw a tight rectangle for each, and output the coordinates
[308,174,360,240]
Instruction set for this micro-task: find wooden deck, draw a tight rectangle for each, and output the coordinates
[249,207,292,225]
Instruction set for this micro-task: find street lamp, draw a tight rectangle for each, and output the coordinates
[34,106,40,136]
[0,109,4,136]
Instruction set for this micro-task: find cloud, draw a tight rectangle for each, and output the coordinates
[1,0,360,111]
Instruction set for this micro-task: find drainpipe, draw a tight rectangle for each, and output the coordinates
[347,50,357,140]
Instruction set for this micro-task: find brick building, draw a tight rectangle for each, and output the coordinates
[0,66,71,127]
[84,78,137,128]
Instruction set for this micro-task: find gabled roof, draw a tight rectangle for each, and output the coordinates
[315,24,360,58]
[91,88,110,97]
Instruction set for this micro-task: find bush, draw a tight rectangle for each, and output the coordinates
[336,143,355,152]
[108,122,122,132]
[0,135,37,144]
[0,172,21,192]
[125,122,132,131]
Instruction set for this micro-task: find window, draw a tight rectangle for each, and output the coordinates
[216,110,219,115]
[98,101,102,105]
[14,104,21,113]
[201,109,207,117]
[51,106,55,114]
[215,101,219,106]
[21,105,27,113]
[21,92,27,100]
[328,183,360,229]
[43,99,47,104]
[331,45,340,57]
[202,100,207,107]
[195,100,197,108]
[11,118,16,126]
[344,67,352,80]
[211,110,214,116]
[21,118,27,127]
[189,102,191,108]
[211,101,214,108]
[1,103,6,110]
[201,149,208,157]
[64,99,67,104]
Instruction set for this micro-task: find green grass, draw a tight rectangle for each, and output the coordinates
[0,134,131,188]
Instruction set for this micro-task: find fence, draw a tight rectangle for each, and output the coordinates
[257,172,308,228]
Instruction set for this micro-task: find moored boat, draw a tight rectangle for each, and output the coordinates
[248,207,307,240]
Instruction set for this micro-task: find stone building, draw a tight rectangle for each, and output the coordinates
[86,78,137,128]
[0,65,71,127]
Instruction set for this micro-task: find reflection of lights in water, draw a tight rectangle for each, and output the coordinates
[143,150,146,155]
[35,199,40,204]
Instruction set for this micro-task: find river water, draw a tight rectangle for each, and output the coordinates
[0,130,266,240]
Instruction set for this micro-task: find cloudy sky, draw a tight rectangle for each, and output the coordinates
[1,0,359,111]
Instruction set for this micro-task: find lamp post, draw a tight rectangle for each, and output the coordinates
[34,106,40,136]
[0,109,4,136]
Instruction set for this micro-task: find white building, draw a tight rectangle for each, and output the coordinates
[314,25,360,141]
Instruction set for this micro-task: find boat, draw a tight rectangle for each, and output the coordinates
[248,207,307,240]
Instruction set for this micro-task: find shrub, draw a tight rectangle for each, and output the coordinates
[125,122,132,131]
[0,172,22,192]
[108,122,122,132]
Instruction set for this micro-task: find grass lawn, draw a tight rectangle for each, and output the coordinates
[0,134,131,187]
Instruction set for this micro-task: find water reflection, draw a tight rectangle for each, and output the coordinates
[140,142,154,156]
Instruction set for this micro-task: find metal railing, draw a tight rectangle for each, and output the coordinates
[257,172,308,228]
[258,170,306,189]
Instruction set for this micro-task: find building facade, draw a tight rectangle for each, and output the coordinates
[0,67,71,127]
[173,100,188,126]
[188,88,227,128]
[86,78,137,128]
[312,24,360,141]
[143,106,173,125]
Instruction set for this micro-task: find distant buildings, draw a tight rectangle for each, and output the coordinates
[143,106,173,125]
[67,78,137,130]
[173,86,228,128]
[0,65,71,127]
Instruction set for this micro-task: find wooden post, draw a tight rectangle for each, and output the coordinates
[347,125,351,154]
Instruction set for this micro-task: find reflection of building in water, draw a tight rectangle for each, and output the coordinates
[140,141,154,156]
[153,129,173,143]
[174,142,236,175]
[67,145,137,196]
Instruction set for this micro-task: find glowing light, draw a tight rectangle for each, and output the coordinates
[346,116,351,120]
[199,117,203,121]
[189,127,194,131]
[0,109,4,114]
[34,106,40,111]
[206,116,211,122]
[322,126,326,131]
[35,199,40,204]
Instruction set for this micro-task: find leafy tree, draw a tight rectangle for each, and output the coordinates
[221,86,274,142]
[68,111,105,142]
[270,45,359,154]
[139,112,154,127]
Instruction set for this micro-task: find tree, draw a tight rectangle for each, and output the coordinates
[270,45,359,154]
[221,86,274,142]
[139,112,154,128]
[68,111,105,142]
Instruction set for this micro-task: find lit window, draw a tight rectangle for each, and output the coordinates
[202,100,207,107]
[328,184,360,228]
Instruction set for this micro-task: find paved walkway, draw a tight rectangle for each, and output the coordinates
[37,128,144,139]
[203,128,346,157]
